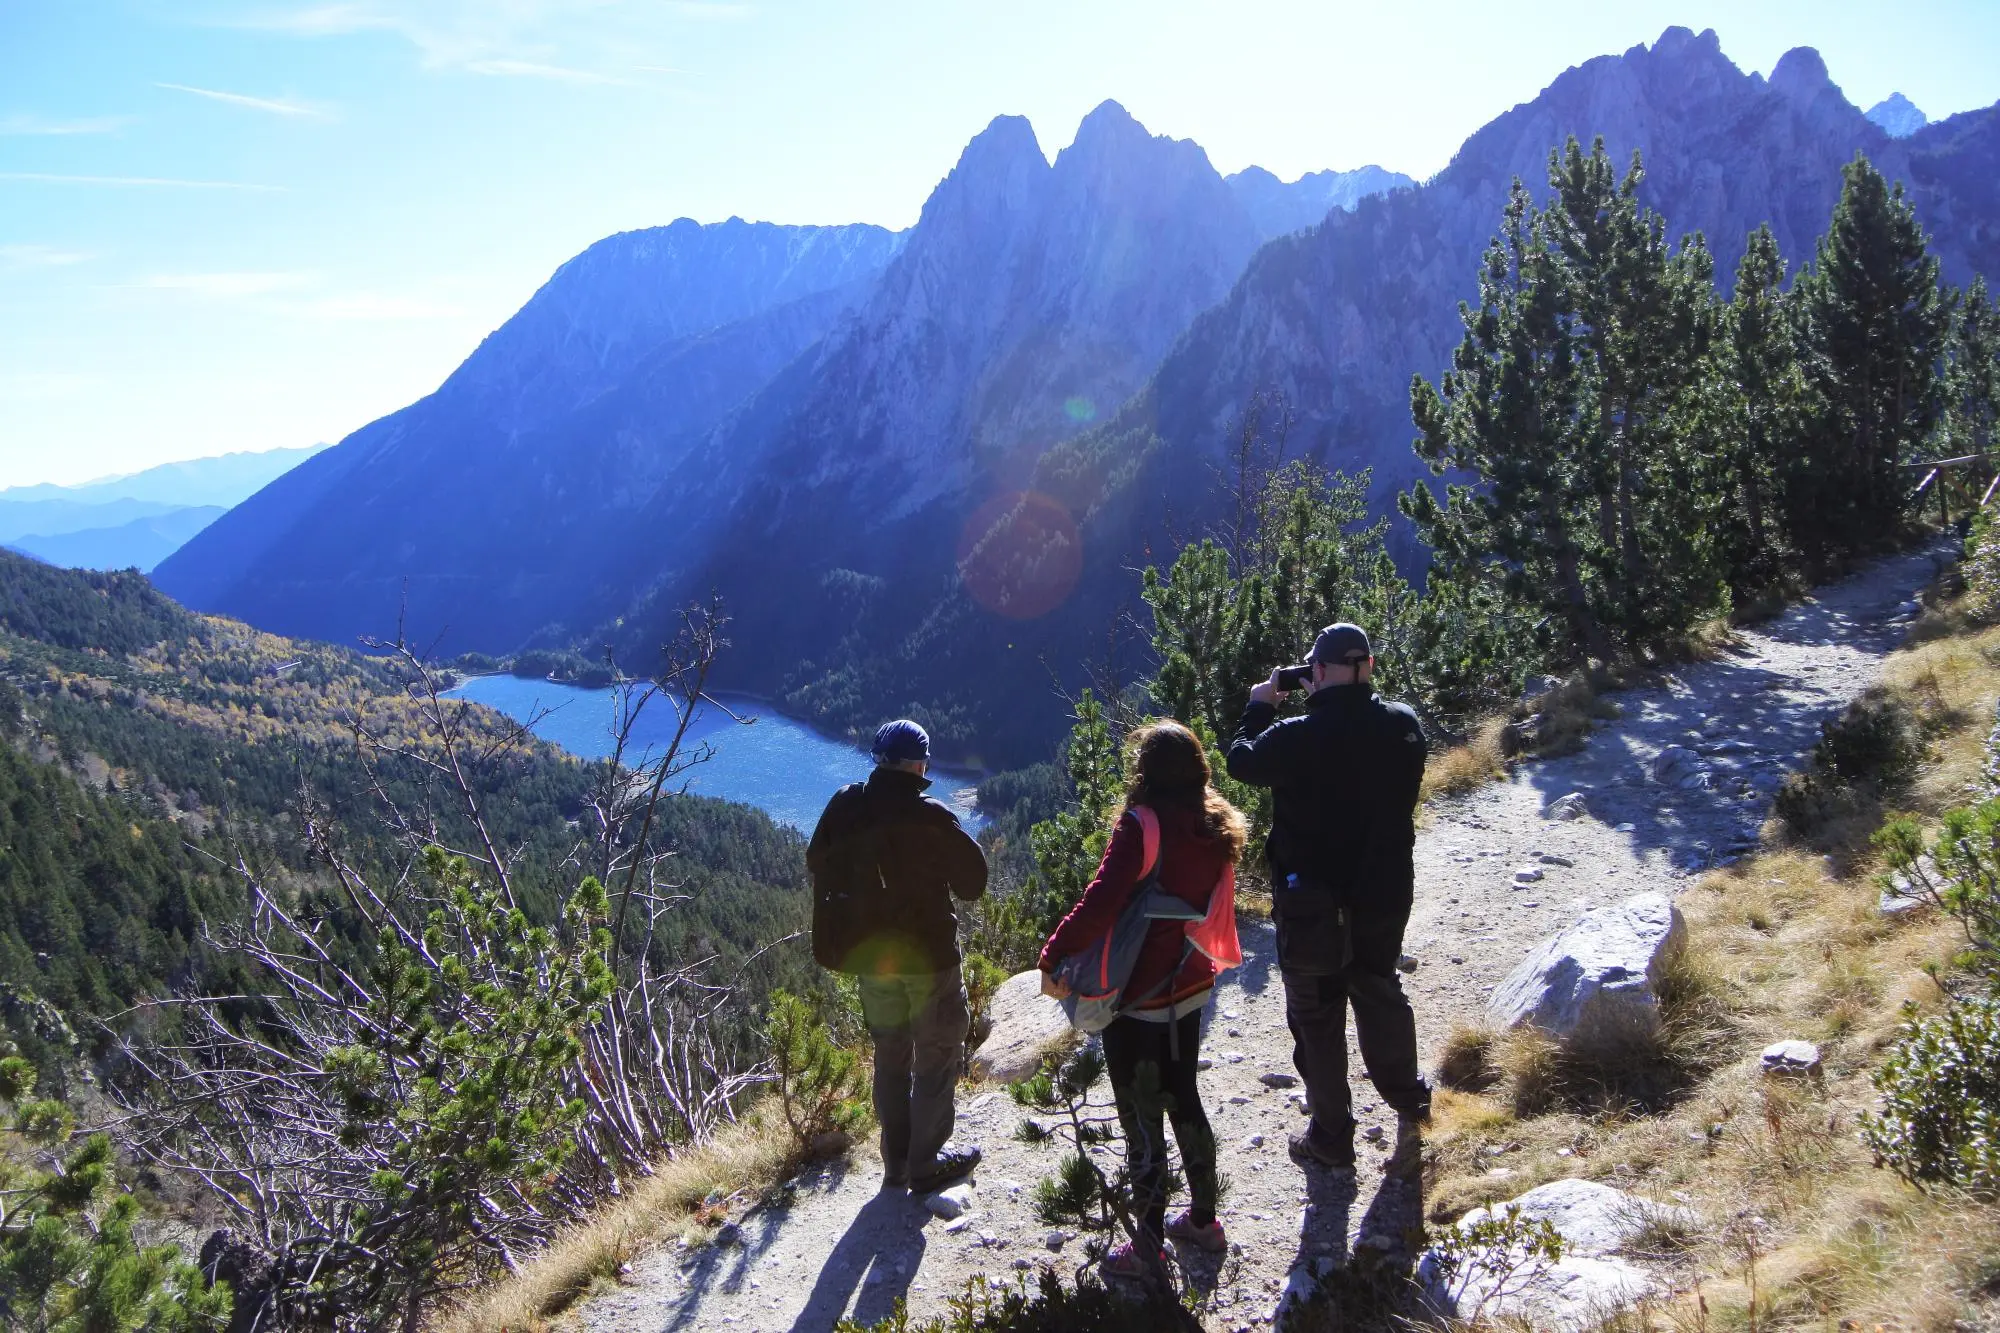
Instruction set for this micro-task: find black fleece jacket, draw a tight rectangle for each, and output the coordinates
[1225,684,1425,911]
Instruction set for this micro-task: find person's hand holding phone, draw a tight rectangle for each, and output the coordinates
[1040,970,1071,999]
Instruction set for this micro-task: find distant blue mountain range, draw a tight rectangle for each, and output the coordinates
[0,445,324,572]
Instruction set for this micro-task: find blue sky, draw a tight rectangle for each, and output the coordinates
[4,0,1998,490]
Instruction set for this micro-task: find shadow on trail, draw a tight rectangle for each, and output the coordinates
[1502,543,1953,878]
[654,1160,857,1332]
[1229,919,1279,999]
[1289,1158,1359,1273]
[786,1190,929,1333]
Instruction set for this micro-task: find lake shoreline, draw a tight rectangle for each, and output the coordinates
[445,674,986,832]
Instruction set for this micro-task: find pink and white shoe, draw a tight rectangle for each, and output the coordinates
[1165,1210,1227,1253]
[1101,1240,1167,1279]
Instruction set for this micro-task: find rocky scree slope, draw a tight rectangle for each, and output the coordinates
[565,543,1946,1333]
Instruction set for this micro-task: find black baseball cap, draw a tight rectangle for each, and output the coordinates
[1309,622,1372,666]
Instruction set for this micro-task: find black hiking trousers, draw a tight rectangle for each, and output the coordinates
[1281,898,1429,1146]
[1101,1008,1219,1242]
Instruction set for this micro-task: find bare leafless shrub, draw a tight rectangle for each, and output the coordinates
[106,606,785,1329]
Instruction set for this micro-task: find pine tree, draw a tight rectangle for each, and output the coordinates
[1144,464,1411,741]
[1407,179,1608,658]
[1942,276,2000,464]
[1785,154,1950,570]
[1407,141,1725,662]
[1711,224,1800,602]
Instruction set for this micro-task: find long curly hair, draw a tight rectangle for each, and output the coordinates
[1118,720,1248,862]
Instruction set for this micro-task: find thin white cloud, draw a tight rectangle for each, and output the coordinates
[0,244,94,270]
[465,58,622,84]
[0,113,132,136]
[249,2,618,66]
[0,372,95,402]
[0,172,284,191]
[244,2,718,80]
[156,82,333,119]
[142,271,316,297]
[128,270,459,320]
[295,293,463,320]
[661,2,750,19]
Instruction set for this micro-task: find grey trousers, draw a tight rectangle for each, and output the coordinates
[857,969,969,1179]
[1281,902,1430,1140]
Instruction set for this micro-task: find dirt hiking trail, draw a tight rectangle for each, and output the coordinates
[572,542,1952,1333]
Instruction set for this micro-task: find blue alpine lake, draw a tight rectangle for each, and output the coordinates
[446,674,985,833]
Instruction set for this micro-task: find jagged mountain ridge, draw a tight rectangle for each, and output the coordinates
[154,219,904,647]
[1226,163,1418,239]
[161,98,1381,660]
[596,100,1292,708]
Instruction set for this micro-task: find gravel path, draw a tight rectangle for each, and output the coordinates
[574,542,1951,1333]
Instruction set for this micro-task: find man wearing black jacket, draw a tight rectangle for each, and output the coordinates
[807,719,988,1193]
[1225,623,1430,1175]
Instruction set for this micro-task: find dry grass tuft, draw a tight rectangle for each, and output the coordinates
[436,1112,795,1333]
[1423,716,1510,801]
[1508,665,1626,759]
[1436,1023,1502,1092]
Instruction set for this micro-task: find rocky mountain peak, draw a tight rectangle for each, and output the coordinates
[1053,98,1226,197]
[1069,98,1145,148]
[1649,24,1723,60]
[1769,46,1835,102]
[920,114,1049,223]
[1866,92,1929,137]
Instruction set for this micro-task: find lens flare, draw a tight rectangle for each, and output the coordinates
[956,490,1083,621]
[1063,395,1096,423]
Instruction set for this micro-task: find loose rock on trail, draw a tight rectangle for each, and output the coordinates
[572,543,1948,1333]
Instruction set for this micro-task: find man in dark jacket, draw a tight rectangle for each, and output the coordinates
[1225,623,1430,1175]
[807,719,988,1193]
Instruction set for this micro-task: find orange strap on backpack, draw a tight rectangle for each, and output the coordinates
[1129,807,1242,971]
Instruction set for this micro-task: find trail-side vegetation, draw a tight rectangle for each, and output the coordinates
[1411,555,2000,1331]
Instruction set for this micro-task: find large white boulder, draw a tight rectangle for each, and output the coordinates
[1458,1179,1697,1257]
[968,970,1071,1084]
[1419,1178,1697,1329]
[1488,893,1686,1050]
[1650,745,1710,788]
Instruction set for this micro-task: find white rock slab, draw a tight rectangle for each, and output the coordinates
[1420,1178,1696,1329]
[925,1183,975,1220]
[968,969,1071,1084]
[1488,893,1686,1049]
[1458,1178,1697,1258]
[1759,1039,1822,1077]
[1542,792,1590,821]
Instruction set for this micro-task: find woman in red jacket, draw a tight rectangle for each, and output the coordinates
[1038,720,1247,1275]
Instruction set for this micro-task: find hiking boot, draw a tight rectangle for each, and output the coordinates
[1288,1126,1356,1173]
[881,1168,909,1192]
[1165,1210,1227,1253]
[909,1146,981,1194]
[1102,1239,1168,1279]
